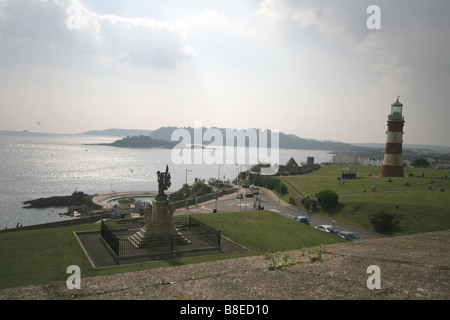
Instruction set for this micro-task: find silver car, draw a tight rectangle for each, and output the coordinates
[315,225,335,233]
[337,231,361,241]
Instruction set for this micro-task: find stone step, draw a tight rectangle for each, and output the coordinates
[127,231,190,249]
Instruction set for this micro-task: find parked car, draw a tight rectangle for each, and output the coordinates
[337,231,361,241]
[294,216,310,225]
[249,184,260,194]
[95,218,110,224]
[315,225,335,233]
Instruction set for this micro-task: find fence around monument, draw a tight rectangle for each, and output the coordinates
[100,216,222,263]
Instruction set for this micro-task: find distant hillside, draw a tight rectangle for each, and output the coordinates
[82,128,153,137]
[149,126,365,151]
[149,126,180,141]
[91,135,177,149]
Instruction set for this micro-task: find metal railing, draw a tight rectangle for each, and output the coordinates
[100,220,119,256]
[100,216,221,263]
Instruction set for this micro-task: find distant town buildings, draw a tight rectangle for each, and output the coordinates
[332,154,384,166]
[276,156,321,175]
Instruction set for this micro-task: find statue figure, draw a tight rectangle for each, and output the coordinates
[156,165,171,199]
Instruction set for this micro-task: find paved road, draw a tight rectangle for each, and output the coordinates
[175,187,387,241]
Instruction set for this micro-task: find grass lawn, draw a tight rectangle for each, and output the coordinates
[276,165,450,236]
[194,211,346,254]
[321,191,450,235]
[282,165,450,198]
[0,211,345,289]
[0,223,98,290]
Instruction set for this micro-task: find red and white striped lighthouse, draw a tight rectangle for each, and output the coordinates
[380,97,405,177]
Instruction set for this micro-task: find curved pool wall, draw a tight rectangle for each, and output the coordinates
[93,191,161,209]
[107,196,154,207]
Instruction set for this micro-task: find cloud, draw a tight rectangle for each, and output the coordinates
[258,0,367,41]
[0,0,194,69]
[188,9,249,36]
[258,0,450,89]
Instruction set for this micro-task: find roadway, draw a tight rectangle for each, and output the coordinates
[174,187,387,241]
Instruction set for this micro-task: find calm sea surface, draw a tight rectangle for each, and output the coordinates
[0,131,334,228]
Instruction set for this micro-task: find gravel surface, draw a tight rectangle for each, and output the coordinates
[1,229,448,300]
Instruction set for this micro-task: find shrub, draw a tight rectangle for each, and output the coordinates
[169,184,191,202]
[169,182,212,202]
[412,158,430,168]
[369,210,401,233]
[317,189,339,209]
[301,197,318,211]
[191,181,212,196]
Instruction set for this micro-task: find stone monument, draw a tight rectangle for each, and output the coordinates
[128,165,187,249]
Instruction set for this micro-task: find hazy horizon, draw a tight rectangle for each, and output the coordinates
[3,127,450,153]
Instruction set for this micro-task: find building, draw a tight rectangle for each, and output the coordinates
[358,157,383,166]
[118,198,134,214]
[332,154,357,165]
[340,167,358,179]
[277,157,301,175]
[380,97,405,177]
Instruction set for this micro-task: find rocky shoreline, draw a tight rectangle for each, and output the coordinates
[22,191,103,217]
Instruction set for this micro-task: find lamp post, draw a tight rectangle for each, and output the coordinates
[185,168,192,185]
[218,164,222,182]
[279,174,282,202]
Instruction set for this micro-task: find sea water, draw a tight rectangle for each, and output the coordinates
[0,131,333,228]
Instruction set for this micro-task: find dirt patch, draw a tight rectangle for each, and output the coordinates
[1,229,448,300]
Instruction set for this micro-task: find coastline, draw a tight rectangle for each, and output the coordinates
[1,188,236,233]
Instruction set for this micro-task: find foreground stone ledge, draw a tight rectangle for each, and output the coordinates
[1,230,448,300]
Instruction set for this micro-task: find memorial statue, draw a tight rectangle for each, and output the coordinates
[156,165,171,199]
[128,164,188,248]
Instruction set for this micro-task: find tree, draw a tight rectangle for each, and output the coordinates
[412,158,430,168]
[253,176,287,195]
[317,190,339,209]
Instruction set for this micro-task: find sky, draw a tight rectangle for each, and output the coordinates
[0,0,449,147]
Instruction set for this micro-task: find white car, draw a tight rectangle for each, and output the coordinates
[315,225,335,233]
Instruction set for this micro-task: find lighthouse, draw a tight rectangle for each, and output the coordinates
[380,97,405,177]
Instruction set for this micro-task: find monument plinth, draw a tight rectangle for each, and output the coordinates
[128,165,189,249]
